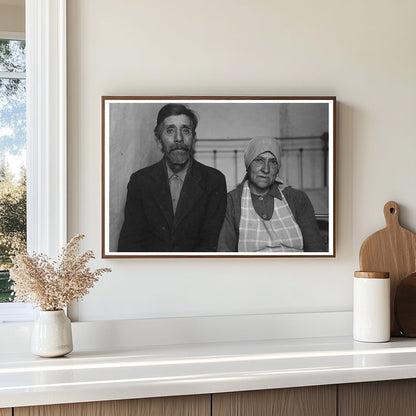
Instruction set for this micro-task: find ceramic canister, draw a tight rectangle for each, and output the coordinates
[353,271,390,343]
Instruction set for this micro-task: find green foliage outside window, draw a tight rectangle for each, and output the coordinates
[0,38,27,302]
[0,162,26,302]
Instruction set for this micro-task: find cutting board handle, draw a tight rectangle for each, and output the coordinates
[384,201,400,228]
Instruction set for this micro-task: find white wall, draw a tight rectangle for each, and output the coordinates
[67,0,416,322]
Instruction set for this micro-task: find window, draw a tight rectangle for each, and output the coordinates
[0,0,67,324]
[0,35,26,306]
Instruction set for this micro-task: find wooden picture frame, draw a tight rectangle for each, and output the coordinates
[102,96,336,258]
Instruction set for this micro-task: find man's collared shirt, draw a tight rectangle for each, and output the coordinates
[166,161,190,213]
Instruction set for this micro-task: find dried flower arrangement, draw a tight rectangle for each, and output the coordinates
[10,234,111,311]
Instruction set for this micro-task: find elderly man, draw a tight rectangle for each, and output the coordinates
[217,136,325,252]
[118,103,227,252]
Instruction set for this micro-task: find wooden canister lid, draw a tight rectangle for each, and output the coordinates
[354,271,390,278]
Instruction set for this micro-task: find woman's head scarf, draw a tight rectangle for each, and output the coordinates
[244,137,282,171]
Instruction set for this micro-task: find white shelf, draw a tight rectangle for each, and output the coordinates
[2,335,416,408]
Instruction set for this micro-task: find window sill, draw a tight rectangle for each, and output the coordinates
[0,303,35,325]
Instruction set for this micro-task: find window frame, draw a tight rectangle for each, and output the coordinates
[0,0,67,323]
[26,0,67,257]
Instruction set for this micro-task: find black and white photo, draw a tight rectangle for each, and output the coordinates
[102,97,335,258]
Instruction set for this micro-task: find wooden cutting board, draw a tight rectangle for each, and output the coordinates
[359,201,416,335]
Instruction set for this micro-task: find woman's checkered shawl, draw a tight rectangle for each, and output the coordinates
[237,181,303,252]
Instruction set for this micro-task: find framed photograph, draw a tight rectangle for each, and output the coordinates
[102,96,336,258]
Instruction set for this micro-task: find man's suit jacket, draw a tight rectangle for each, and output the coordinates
[118,159,227,252]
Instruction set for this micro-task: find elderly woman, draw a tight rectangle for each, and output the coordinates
[217,136,325,252]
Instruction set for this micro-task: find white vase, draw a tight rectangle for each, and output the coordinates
[31,310,73,357]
